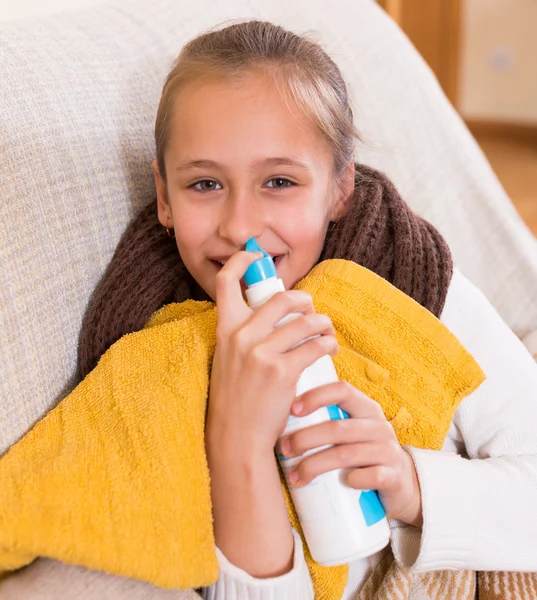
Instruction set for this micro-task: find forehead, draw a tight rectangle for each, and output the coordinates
[166,72,331,162]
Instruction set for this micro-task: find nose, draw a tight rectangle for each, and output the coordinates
[218,188,267,247]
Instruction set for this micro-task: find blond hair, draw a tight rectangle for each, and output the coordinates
[154,20,358,181]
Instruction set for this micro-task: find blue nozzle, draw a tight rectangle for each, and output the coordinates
[244,238,277,286]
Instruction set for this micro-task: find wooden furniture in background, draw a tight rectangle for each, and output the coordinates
[378,0,537,238]
[378,0,461,108]
[377,0,403,24]
[474,133,537,237]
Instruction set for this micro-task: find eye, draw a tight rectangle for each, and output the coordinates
[265,177,295,189]
[191,179,222,192]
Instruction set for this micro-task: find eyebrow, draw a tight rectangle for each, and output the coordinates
[175,159,221,172]
[260,157,310,171]
[174,157,310,172]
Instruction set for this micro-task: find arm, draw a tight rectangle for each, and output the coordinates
[200,530,314,600]
[392,268,537,571]
[202,252,336,597]
[205,434,294,578]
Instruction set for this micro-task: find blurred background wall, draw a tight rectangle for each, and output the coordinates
[460,0,537,126]
[0,0,102,20]
[378,0,537,237]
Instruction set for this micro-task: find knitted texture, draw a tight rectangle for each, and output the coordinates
[78,205,194,379]
[321,165,452,318]
[78,163,453,378]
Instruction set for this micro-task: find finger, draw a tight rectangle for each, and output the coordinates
[215,250,263,314]
[248,290,316,334]
[284,334,339,375]
[216,251,263,309]
[292,381,385,420]
[230,290,320,349]
[265,312,335,354]
[347,465,396,492]
[289,442,394,487]
[281,418,394,458]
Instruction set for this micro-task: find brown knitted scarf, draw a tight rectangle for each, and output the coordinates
[78,163,452,378]
[77,163,535,599]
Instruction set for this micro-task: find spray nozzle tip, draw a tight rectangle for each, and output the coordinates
[245,237,269,257]
[243,238,277,286]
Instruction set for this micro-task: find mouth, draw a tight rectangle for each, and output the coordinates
[210,255,284,270]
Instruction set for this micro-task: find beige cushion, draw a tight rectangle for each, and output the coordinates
[1,0,537,595]
[0,559,201,600]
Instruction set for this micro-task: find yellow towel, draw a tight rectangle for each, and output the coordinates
[0,260,485,599]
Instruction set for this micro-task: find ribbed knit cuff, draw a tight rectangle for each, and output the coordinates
[200,529,314,600]
[391,447,478,572]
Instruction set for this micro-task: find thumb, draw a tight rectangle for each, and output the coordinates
[215,250,262,329]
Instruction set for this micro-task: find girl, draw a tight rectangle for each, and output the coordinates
[79,21,537,599]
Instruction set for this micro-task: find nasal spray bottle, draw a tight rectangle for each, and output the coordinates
[243,238,390,566]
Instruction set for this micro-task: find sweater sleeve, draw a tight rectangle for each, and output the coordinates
[200,529,314,600]
[391,268,537,572]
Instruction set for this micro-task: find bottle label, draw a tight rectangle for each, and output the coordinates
[359,490,386,526]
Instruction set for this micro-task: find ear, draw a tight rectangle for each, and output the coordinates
[330,163,355,221]
[152,160,173,228]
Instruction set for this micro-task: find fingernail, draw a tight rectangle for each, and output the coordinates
[292,401,303,415]
[280,438,291,456]
[289,471,299,485]
[320,336,337,349]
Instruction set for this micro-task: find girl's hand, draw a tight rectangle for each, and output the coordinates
[206,250,340,577]
[279,382,423,527]
[206,251,339,453]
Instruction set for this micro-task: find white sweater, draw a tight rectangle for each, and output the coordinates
[201,269,537,600]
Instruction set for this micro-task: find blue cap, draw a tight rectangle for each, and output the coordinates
[243,238,277,286]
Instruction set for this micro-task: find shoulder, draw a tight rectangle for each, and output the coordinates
[440,268,537,423]
[443,269,537,361]
[440,267,500,332]
[441,267,536,369]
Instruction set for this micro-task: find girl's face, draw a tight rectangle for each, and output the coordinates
[154,71,353,301]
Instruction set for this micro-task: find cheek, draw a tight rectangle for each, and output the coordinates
[171,203,214,255]
[278,200,331,252]
[273,201,331,290]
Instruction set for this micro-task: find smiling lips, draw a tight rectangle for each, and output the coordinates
[210,255,283,268]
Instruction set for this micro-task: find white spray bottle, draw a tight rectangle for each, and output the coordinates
[243,237,390,566]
